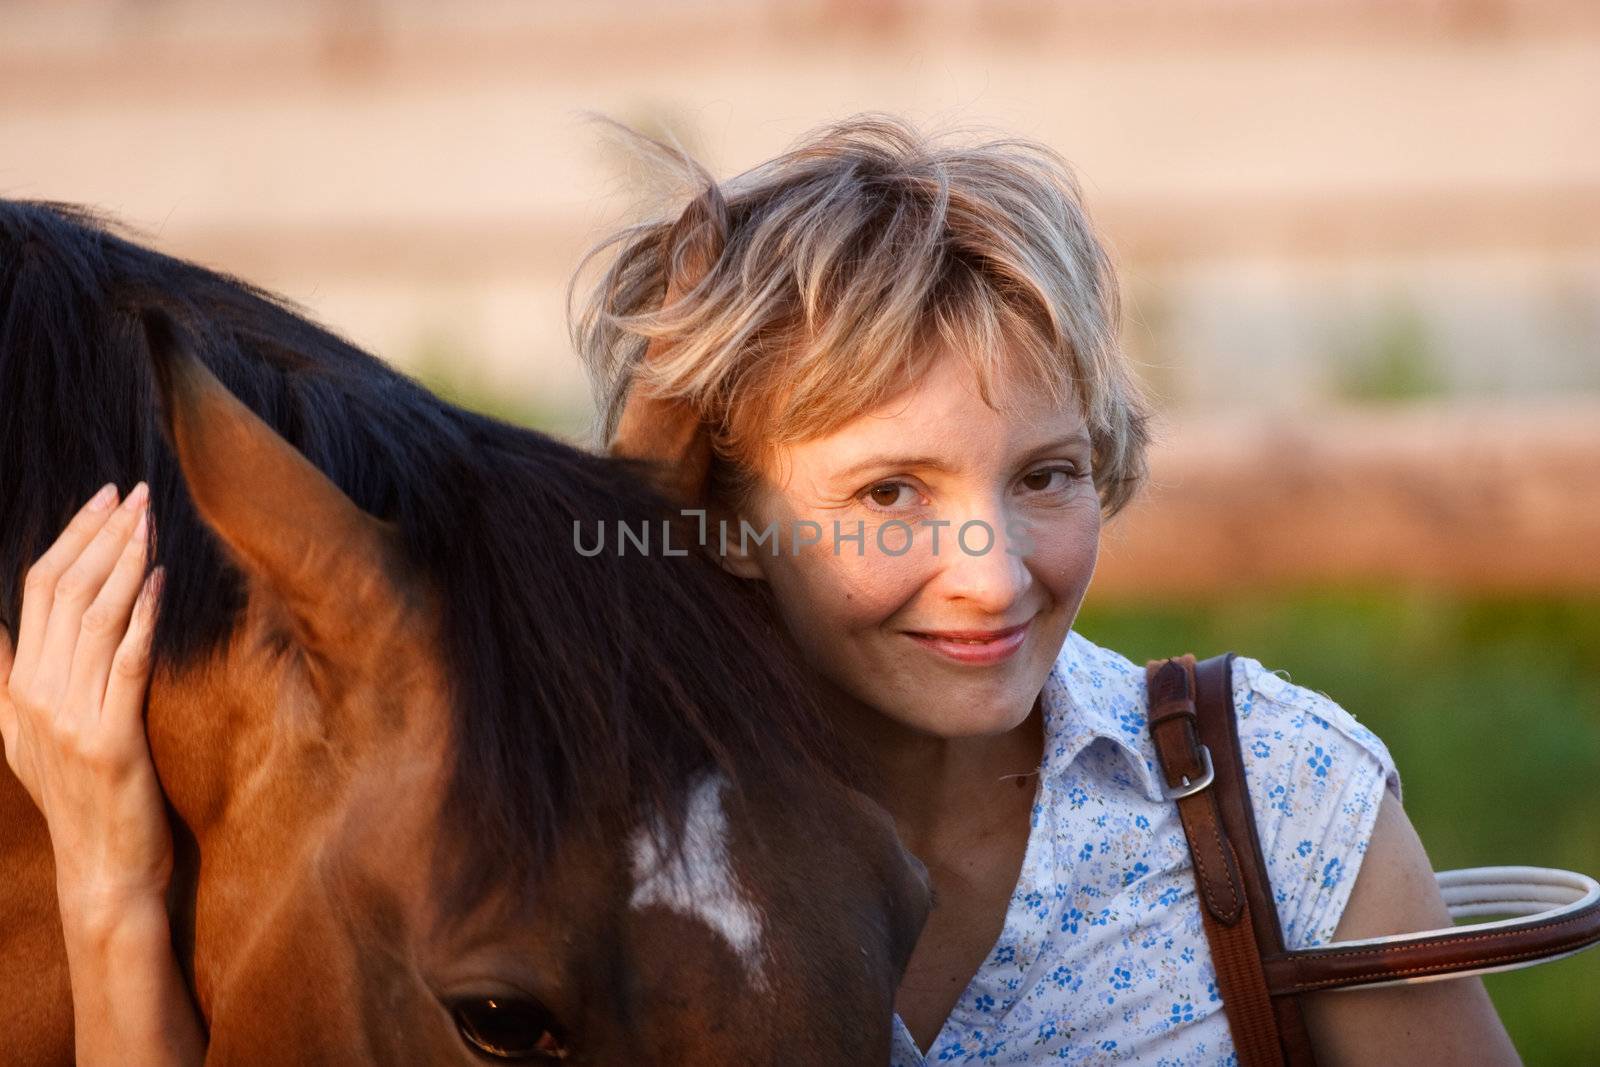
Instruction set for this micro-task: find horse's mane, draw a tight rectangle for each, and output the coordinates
[0,200,832,902]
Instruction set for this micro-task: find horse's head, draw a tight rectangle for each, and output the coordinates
[136,310,929,1064]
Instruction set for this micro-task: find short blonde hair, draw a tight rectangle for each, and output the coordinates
[567,111,1150,517]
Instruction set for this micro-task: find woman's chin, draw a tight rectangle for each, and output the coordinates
[891,692,1039,741]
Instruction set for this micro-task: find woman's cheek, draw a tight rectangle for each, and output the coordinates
[831,542,925,618]
[776,532,927,627]
[1021,501,1101,592]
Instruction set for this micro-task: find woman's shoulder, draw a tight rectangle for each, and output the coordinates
[1225,653,1403,949]
[1227,652,1402,805]
[1056,634,1405,949]
[1047,634,1401,802]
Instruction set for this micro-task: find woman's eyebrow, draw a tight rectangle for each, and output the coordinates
[832,433,1092,481]
[832,454,956,481]
[1022,431,1093,459]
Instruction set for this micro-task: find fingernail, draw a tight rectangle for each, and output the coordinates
[126,482,149,509]
[89,483,118,511]
[134,507,151,543]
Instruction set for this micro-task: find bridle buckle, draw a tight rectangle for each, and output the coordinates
[1160,743,1214,801]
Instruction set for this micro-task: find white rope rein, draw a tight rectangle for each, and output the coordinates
[1316,866,1600,988]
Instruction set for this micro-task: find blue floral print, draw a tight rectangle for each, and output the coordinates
[890,630,1402,1065]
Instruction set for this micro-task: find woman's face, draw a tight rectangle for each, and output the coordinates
[724,353,1102,739]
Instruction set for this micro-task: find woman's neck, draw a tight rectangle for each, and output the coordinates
[826,682,1046,860]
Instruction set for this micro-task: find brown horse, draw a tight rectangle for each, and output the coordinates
[0,201,929,1064]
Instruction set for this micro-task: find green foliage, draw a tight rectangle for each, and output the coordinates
[1078,587,1600,1064]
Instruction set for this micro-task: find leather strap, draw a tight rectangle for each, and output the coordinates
[1259,882,1600,994]
[1150,652,1600,1062]
[1189,653,1319,1064]
[1146,655,1293,1067]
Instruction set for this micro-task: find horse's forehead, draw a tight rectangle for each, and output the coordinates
[627,773,768,990]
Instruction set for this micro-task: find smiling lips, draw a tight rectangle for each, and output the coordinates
[903,621,1031,665]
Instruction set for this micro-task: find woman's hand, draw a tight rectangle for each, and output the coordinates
[1,482,202,1067]
[0,481,170,925]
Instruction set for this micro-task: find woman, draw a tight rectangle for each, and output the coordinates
[1,113,1520,1063]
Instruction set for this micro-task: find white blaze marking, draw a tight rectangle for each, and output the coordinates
[628,772,769,989]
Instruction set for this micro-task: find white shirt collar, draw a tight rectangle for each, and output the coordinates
[1037,630,1170,805]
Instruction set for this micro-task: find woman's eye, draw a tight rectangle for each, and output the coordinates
[864,481,918,509]
[451,997,569,1061]
[1020,467,1081,493]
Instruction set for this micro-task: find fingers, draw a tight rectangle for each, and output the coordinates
[101,568,163,746]
[0,625,16,769]
[64,509,155,730]
[29,485,150,711]
[14,483,122,678]
[0,623,38,806]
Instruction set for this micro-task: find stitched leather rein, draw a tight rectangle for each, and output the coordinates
[1145,653,1600,1067]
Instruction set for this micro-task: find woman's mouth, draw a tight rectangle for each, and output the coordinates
[903,621,1031,666]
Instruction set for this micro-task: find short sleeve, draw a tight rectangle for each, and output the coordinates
[1230,655,1404,950]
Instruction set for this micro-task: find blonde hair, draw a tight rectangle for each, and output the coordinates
[567,111,1151,517]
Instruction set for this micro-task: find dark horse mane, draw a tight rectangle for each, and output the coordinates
[0,200,829,902]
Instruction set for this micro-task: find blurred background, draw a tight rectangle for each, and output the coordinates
[4,0,1597,1058]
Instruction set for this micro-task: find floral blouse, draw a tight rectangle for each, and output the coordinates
[890,628,1403,1065]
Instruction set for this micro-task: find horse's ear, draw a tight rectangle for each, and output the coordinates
[141,308,408,672]
[608,192,723,508]
[610,374,712,509]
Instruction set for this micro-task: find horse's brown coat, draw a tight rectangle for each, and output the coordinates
[0,273,929,1064]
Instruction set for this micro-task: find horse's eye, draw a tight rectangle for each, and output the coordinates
[451,997,569,1061]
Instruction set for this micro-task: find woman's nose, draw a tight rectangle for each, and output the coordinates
[928,510,1033,614]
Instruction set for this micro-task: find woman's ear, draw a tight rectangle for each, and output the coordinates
[707,500,768,582]
[717,541,766,582]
